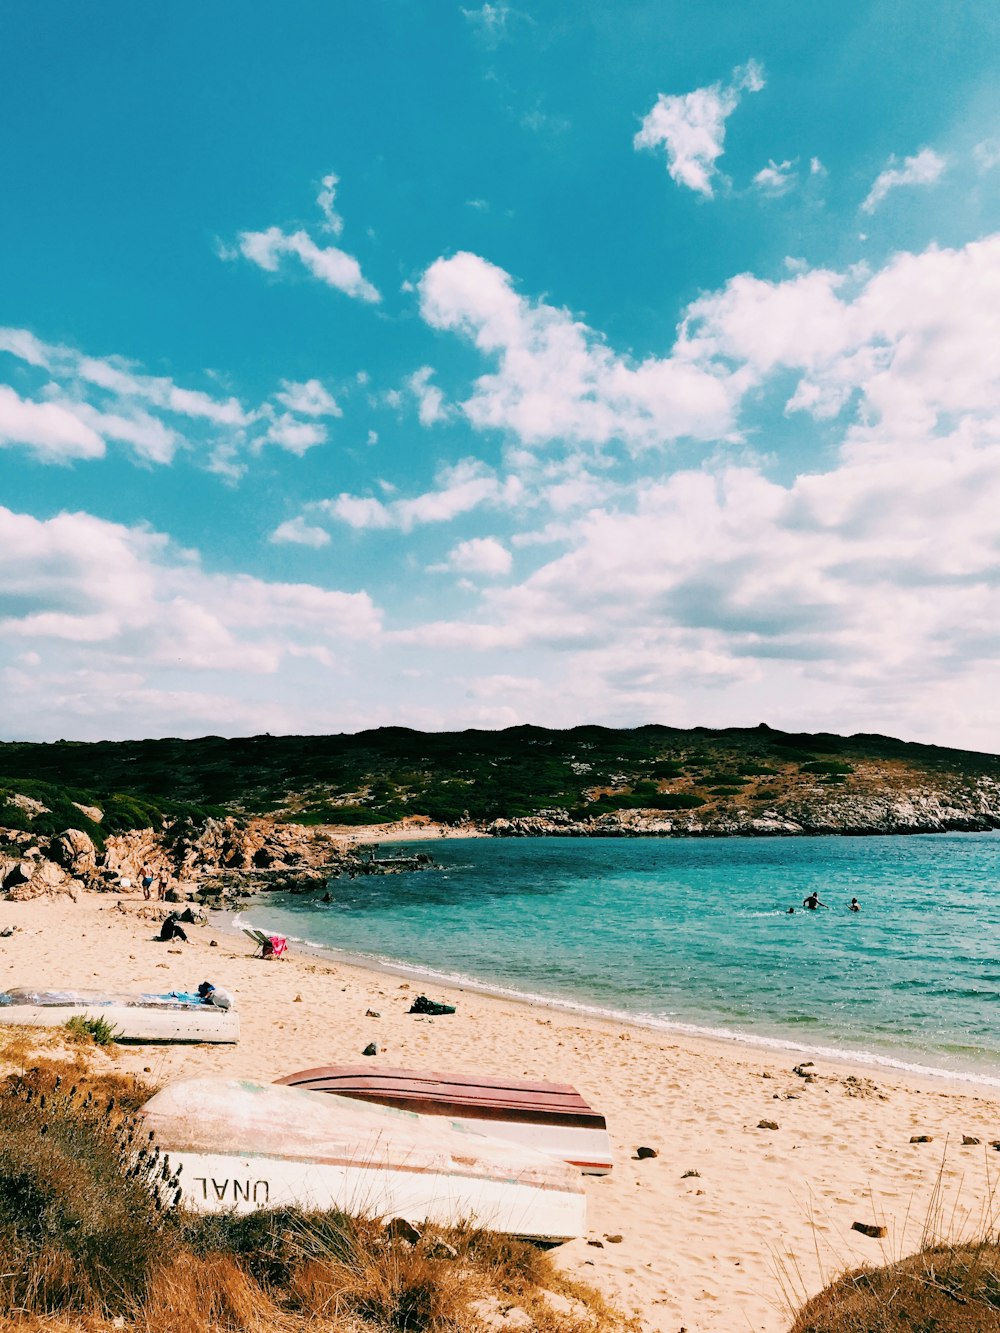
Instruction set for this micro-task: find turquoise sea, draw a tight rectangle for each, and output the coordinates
[240,834,1000,1084]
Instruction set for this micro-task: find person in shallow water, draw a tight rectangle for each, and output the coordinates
[849,897,861,912]
[802,892,827,910]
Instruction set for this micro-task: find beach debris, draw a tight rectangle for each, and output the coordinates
[426,1237,458,1260]
[757,1119,780,1130]
[385,1216,421,1244]
[761,1070,773,1078]
[852,1221,888,1239]
[408,994,456,1015]
[963,1135,981,1145]
[293,994,303,1002]
[793,1062,814,1076]
[635,1145,658,1159]
[362,1042,377,1056]
[0,924,18,937]
[366,1009,381,1018]
[909,1134,934,1143]
[209,939,218,947]
[681,1169,700,1178]
[842,1074,885,1099]
[604,1233,623,1243]
[587,1239,604,1247]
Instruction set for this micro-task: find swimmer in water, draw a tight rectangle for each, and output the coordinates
[802,892,827,910]
[786,907,795,914]
[849,897,861,912]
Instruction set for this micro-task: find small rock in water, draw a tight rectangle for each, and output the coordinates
[362,1042,377,1056]
[635,1145,658,1159]
[852,1221,888,1238]
[757,1120,780,1131]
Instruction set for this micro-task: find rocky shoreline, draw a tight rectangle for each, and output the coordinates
[0,816,435,907]
[485,782,1000,839]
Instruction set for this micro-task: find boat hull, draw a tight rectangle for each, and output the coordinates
[276,1066,613,1175]
[140,1079,586,1243]
[0,993,239,1044]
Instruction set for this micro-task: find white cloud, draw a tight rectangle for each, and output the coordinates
[861,147,946,213]
[0,325,342,471]
[264,413,327,455]
[634,60,765,197]
[753,158,796,195]
[408,366,448,425]
[236,227,380,302]
[446,536,512,576]
[230,174,379,303]
[269,516,332,548]
[321,459,517,532]
[316,173,344,235]
[275,378,341,417]
[0,385,105,462]
[418,251,736,450]
[462,3,511,44]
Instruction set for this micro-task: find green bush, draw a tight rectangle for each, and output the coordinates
[64,1015,120,1046]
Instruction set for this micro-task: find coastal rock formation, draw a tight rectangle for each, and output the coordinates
[50,828,98,876]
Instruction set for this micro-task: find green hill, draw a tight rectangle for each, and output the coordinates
[0,723,998,834]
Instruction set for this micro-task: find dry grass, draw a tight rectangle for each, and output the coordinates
[0,1053,635,1333]
[788,1238,1000,1331]
[786,1153,1000,1331]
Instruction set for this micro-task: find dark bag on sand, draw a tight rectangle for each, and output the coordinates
[408,994,456,1016]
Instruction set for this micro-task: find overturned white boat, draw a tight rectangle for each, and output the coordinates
[0,988,239,1044]
[139,1078,586,1243]
[277,1065,613,1175]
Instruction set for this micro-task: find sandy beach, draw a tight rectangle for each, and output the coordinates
[2,889,998,1333]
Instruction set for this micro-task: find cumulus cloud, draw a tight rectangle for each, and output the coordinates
[0,386,105,462]
[418,251,736,450]
[230,174,380,302]
[275,378,341,417]
[270,516,332,548]
[446,536,512,576]
[408,366,448,425]
[752,158,796,195]
[634,60,765,197]
[861,147,946,213]
[263,413,327,455]
[0,505,381,736]
[321,459,518,532]
[0,326,341,472]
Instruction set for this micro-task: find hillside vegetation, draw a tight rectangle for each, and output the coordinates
[0,723,998,836]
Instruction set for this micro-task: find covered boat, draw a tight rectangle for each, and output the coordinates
[275,1065,613,1174]
[0,988,239,1044]
[139,1077,586,1243]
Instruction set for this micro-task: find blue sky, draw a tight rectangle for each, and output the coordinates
[3,1,1000,746]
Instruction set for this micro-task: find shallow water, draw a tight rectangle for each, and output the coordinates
[242,833,1000,1081]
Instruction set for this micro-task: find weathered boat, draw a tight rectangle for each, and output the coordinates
[0,988,239,1044]
[139,1077,587,1243]
[275,1065,613,1174]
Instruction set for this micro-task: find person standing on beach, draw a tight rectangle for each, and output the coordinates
[141,863,154,900]
[802,892,827,910]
